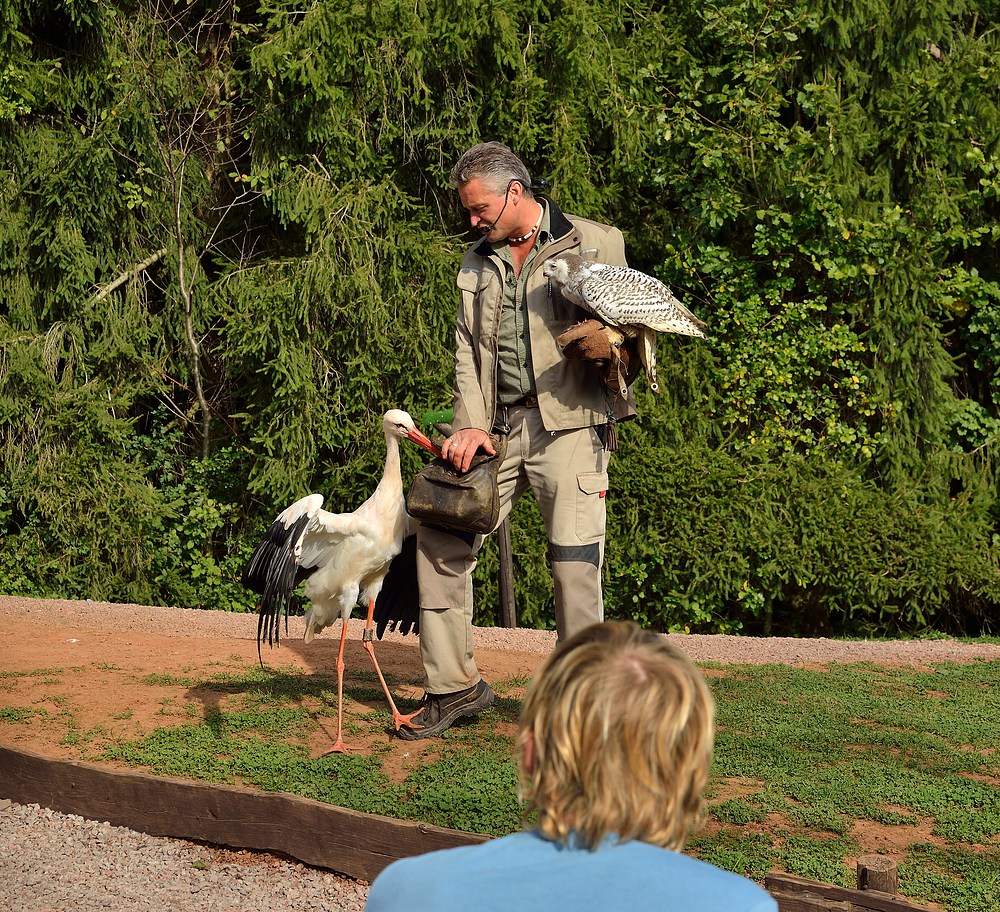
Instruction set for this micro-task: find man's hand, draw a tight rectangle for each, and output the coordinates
[441,427,495,473]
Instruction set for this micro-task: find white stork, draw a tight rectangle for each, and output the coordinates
[241,408,439,753]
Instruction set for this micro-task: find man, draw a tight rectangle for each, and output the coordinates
[367,621,777,912]
[398,142,636,740]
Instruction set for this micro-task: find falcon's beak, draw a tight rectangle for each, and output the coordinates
[406,427,442,458]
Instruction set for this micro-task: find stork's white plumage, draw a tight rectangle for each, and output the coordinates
[542,252,707,394]
[242,409,439,753]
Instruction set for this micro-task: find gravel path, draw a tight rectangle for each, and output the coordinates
[0,798,370,912]
[4,595,1000,911]
[4,594,1000,664]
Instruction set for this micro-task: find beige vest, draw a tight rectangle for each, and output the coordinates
[451,199,638,434]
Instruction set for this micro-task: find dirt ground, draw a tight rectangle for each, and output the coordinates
[3,593,1000,764]
[2,592,999,885]
[0,596,556,781]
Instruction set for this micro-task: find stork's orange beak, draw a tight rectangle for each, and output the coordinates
[406,427,442,458]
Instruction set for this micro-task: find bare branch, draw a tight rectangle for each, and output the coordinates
[86,248,168,306]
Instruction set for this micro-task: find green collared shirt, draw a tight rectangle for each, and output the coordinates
[495,202,552,405]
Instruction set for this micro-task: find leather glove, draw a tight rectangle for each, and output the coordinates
[556,319,640,394]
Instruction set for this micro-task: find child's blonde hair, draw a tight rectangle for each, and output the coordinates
[518,621,715,851]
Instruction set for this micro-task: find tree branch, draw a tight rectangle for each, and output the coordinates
[86,248,168,306]
[173,156,213,461]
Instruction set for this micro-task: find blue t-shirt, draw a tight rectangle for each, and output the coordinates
[365,830,777,911]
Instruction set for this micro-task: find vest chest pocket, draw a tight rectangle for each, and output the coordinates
[457,266,480,294]
[458,266,502,339]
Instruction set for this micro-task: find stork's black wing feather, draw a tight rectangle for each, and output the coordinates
[242,512,312,661]
[373,534,420,638]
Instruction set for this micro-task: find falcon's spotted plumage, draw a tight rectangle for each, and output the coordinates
[543,252,707,394]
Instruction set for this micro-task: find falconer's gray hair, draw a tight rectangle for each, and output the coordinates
[450,142,534,198]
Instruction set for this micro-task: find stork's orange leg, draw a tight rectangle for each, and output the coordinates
[324,619,350,754]
[362,599,421,729]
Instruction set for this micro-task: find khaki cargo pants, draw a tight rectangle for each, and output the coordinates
[415,405,608,694]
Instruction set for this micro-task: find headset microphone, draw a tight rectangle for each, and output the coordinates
[480,176,549,236]
[480,178,517,236]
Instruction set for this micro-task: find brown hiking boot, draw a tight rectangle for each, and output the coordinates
[396,679,495,740]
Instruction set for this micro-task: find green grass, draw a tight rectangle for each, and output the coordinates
[7,658,999,910]
[0,706,44,723]
[101,670,523,824]
[691,661,1000,911]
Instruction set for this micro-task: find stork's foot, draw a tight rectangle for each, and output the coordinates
[392,707,425,730]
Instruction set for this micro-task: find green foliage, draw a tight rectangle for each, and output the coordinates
[1,0,999,635]
[0,706,42,722]
[691,659,1000,909]
[905,844,1000,912]
[0,341,168,600]
[97,666,521,825]
[147,440,257,613]
[606,436,1000,635]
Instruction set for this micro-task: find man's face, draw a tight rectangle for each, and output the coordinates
[458,177,513,243]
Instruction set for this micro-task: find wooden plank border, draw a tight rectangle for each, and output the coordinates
[765,873,935,912]
[0,746,486,882]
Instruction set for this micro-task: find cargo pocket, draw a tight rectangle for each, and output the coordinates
[576,471,609,541]
[458,266,499,337]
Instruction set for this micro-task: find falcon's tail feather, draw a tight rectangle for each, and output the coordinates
[639,327,659,393]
